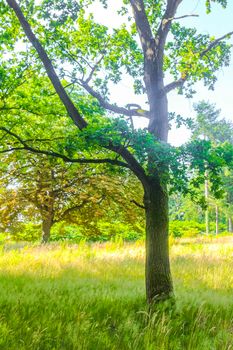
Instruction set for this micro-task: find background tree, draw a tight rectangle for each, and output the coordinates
[193,101,233,234]
[1,0,233,303]
[0,75,144,243]
[0,154,144,243]
[220,170,233,232]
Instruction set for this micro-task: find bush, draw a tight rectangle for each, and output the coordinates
[50,223,85,243]
[7,222,41,242]
[170,220,206,238]
[97,221,144,242]
[49,220,144,243]
[170,220,227,238]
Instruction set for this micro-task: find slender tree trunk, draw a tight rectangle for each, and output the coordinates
[41,213,53,243]
[205,209,209,235]
[228,217,232,233]
[215,205,219,235]
[205,178,209,235]
[144,178,173,303]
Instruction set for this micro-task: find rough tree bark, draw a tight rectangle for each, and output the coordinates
[36,168,55,244]
[143,71,173,300]
[41,212,54,243]
[128,0,176,301]
[144,178,173,302]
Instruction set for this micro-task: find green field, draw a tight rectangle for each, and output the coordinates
[0,237,233,349]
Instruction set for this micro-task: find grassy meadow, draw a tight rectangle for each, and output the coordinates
[0,237,233,349]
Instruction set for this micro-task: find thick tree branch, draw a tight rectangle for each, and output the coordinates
[108,143,148,186]
[80,80,150,118]
[6,0,87,130]
[129,0,153,54]
[156,0,183,70]
[6,0,148,186]
[164,77,186,93]
[0,127,130,168]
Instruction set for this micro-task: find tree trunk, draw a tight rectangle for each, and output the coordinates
[228,217,232,233]
[41,213,53,243]
[148,91,169,142]
[205,209,209,235]
[215,205,219,235]
[205,178,209,235]
[144,178,173,303]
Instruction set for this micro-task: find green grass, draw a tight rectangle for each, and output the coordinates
[0,237,233,349]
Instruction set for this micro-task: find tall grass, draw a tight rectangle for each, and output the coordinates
[0,238,233,349]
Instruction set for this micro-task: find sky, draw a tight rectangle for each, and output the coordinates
[89,0,233,145]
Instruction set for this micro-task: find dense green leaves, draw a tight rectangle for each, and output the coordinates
[165,23,231,97]
[1,0,233,240]
[1,71,232,211]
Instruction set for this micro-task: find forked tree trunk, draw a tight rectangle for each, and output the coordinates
[144,178,173,303]
[41,213,53,243]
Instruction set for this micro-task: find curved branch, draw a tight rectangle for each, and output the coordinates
[108,143,148,186]
[172,14,199,21]
[200,31,233,58]
[57,200,89,222]
[130,199,145,210]
[164,30,233,94]
[85,54,105,84]
[164,77,186,94]
[0,127,130,168]
[6,0,87,130]
[0,146,130,168]
[80,80,150,118]
[6,0,148,186]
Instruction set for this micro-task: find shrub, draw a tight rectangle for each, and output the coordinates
[170,220,206,238]
[7,222,41,242]
[170,220,227,238]
[97,221,144,242]
[50,223,85,243]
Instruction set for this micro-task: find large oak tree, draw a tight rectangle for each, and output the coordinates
[1,0,233,303]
